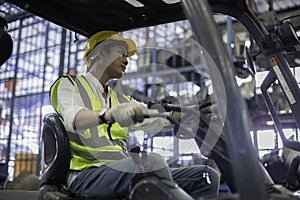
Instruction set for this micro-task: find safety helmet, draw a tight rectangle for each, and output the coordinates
[83,30,136,67]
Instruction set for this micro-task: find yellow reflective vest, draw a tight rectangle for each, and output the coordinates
[50,75,130,170]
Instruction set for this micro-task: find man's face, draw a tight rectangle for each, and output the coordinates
[103,44,128,79]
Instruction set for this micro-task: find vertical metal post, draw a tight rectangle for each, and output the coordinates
[58,28,67,76]
[36,22,50,176]
[252,127,259,154]
[150,27,157,101]
[274,128,278,149]
[227,16,233,61]
[173,137,179,163]
[181,0,266,199]
[5,19,23,175]
[67,31,72,74]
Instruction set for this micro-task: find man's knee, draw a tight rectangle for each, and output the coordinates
[133,152,173,181]
[141,152,168,171]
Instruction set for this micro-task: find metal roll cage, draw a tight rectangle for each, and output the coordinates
[182,0,300,199]
[1,0,300,199]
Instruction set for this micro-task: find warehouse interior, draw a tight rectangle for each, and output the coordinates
[0,0,300,199]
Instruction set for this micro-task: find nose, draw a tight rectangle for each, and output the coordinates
[122,56,128,65]
[122,57,128,65]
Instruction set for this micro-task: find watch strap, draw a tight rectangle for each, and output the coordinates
[99,108,108,124]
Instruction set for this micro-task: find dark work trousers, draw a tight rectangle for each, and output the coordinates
[69,153,220,199]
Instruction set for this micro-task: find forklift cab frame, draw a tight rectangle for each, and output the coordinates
[1,0,300,199]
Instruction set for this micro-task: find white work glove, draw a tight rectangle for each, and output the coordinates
[105,102,145,127]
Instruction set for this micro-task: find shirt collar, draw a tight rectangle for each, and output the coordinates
[84,72,105,94]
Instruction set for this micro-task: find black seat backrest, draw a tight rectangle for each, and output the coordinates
[40,113,70,187]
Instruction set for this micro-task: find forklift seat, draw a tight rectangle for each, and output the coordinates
[38,113,71,200]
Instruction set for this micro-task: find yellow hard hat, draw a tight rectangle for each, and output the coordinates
[83,30,136,67]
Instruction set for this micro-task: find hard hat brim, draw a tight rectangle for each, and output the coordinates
[107,37,136,57]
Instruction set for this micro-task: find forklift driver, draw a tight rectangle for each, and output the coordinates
[49,30,220,199]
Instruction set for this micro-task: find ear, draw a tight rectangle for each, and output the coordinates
[88,45,105,66]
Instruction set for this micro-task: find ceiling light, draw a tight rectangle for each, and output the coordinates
[279,110,287,114]
[162,0,181,4]
[124,0,144,7]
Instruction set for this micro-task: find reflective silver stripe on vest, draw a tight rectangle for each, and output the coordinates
[71,149,128,161]
[67,131,114,148]
[73,76,114,148]
[116,92,130,103]
[74,76,98,138]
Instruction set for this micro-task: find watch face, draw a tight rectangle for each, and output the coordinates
[99,108,107,116]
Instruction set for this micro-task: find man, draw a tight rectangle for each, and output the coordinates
[50,30,219,199]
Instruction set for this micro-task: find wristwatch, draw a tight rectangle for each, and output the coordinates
[99,108,108,124]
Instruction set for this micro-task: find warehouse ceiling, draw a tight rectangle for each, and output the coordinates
[2,0,300,38]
